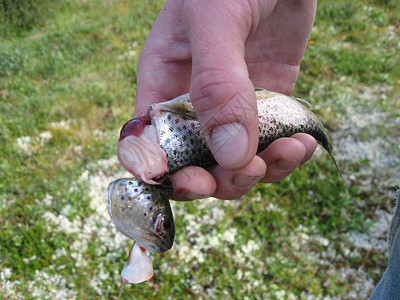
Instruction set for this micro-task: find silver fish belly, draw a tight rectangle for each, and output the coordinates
[109,88,338,253]
[151,89,336,174]
[108,178,174,253]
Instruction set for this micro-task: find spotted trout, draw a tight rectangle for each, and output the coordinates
[108,88,338,284]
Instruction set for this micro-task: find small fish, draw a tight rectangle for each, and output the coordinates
[108,88,339,285]
[108,178,174,288]
[116,88,338,185]
[108,178,174,253]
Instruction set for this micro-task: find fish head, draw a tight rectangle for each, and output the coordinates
[117,119,169,185]
[108,178,175,253]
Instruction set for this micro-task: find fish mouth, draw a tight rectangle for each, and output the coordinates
[138,231,173,253]
[135,214,174,253]
[151,172,171,185]
[116,123,169,184]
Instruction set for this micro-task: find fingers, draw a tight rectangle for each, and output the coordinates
[170,166,217,201]
[135,0,191,116]
[170,156,266,201]
[211,155,266,200]
[171,134,317,201]
[183,0,262,170]
[291,133,318,165]
[259,133,317,183]
[132,0,319,203]
[245,0,317,94]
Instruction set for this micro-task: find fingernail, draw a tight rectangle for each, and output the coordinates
[272,159,301,172]
[210,123,248,169]
[300,154,312,165]
[186,192,209,200]
[232,174,263,190]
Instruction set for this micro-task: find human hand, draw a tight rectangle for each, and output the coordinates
[134,0,318,200]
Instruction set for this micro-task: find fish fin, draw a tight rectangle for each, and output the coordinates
[295,97,313,110]
[254,88,314,110]
[255,88,279,100]
[328,152,342,177]
[321,132,342,177]
[118,282,125,300]
[151,94,198,119]
[120,242,154,284]
[254,87,266,92]
[323,132,342,177]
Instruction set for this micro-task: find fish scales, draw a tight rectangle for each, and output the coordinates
[108,178,174,252]
[109,88,338,254]
[156,112,214,174]
[154,89,333,174]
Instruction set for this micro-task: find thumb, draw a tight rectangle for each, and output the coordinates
[183,0,259,170]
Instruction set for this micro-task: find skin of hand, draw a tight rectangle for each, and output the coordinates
[134,0,318,200]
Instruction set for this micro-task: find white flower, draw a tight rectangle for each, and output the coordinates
[222,227,237,244]
[0,268,12,280]
[38,131,52,143]
[50,119,72,130]
[314,236,330,247]
[207,235,221,248]
[275,290,286,298]
[242,239,260,253]
[15,136,32,153]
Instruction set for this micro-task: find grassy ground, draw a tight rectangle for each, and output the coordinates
[1,0,399,299]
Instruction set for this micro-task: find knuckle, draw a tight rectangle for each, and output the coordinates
[191,68,237,115]
[182,0,198,19]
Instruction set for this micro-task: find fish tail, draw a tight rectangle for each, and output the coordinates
[118,282,125,300]
[322,130,341,176]
[327,150,342,177]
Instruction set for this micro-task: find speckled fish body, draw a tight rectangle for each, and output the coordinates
[151,89,335,174]
[109,88,338,253]
[108,178,174,253]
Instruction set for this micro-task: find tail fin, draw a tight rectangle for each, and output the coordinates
[328,151,342,177]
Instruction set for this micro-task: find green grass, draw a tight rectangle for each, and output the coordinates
[1,0,399,298]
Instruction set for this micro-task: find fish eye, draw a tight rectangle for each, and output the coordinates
[155,215,172,235]
[161,219,172,232]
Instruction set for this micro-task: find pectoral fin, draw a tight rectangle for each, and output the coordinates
[120,242,154,284]
[150,93,198,119]
[295,97,313,110]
